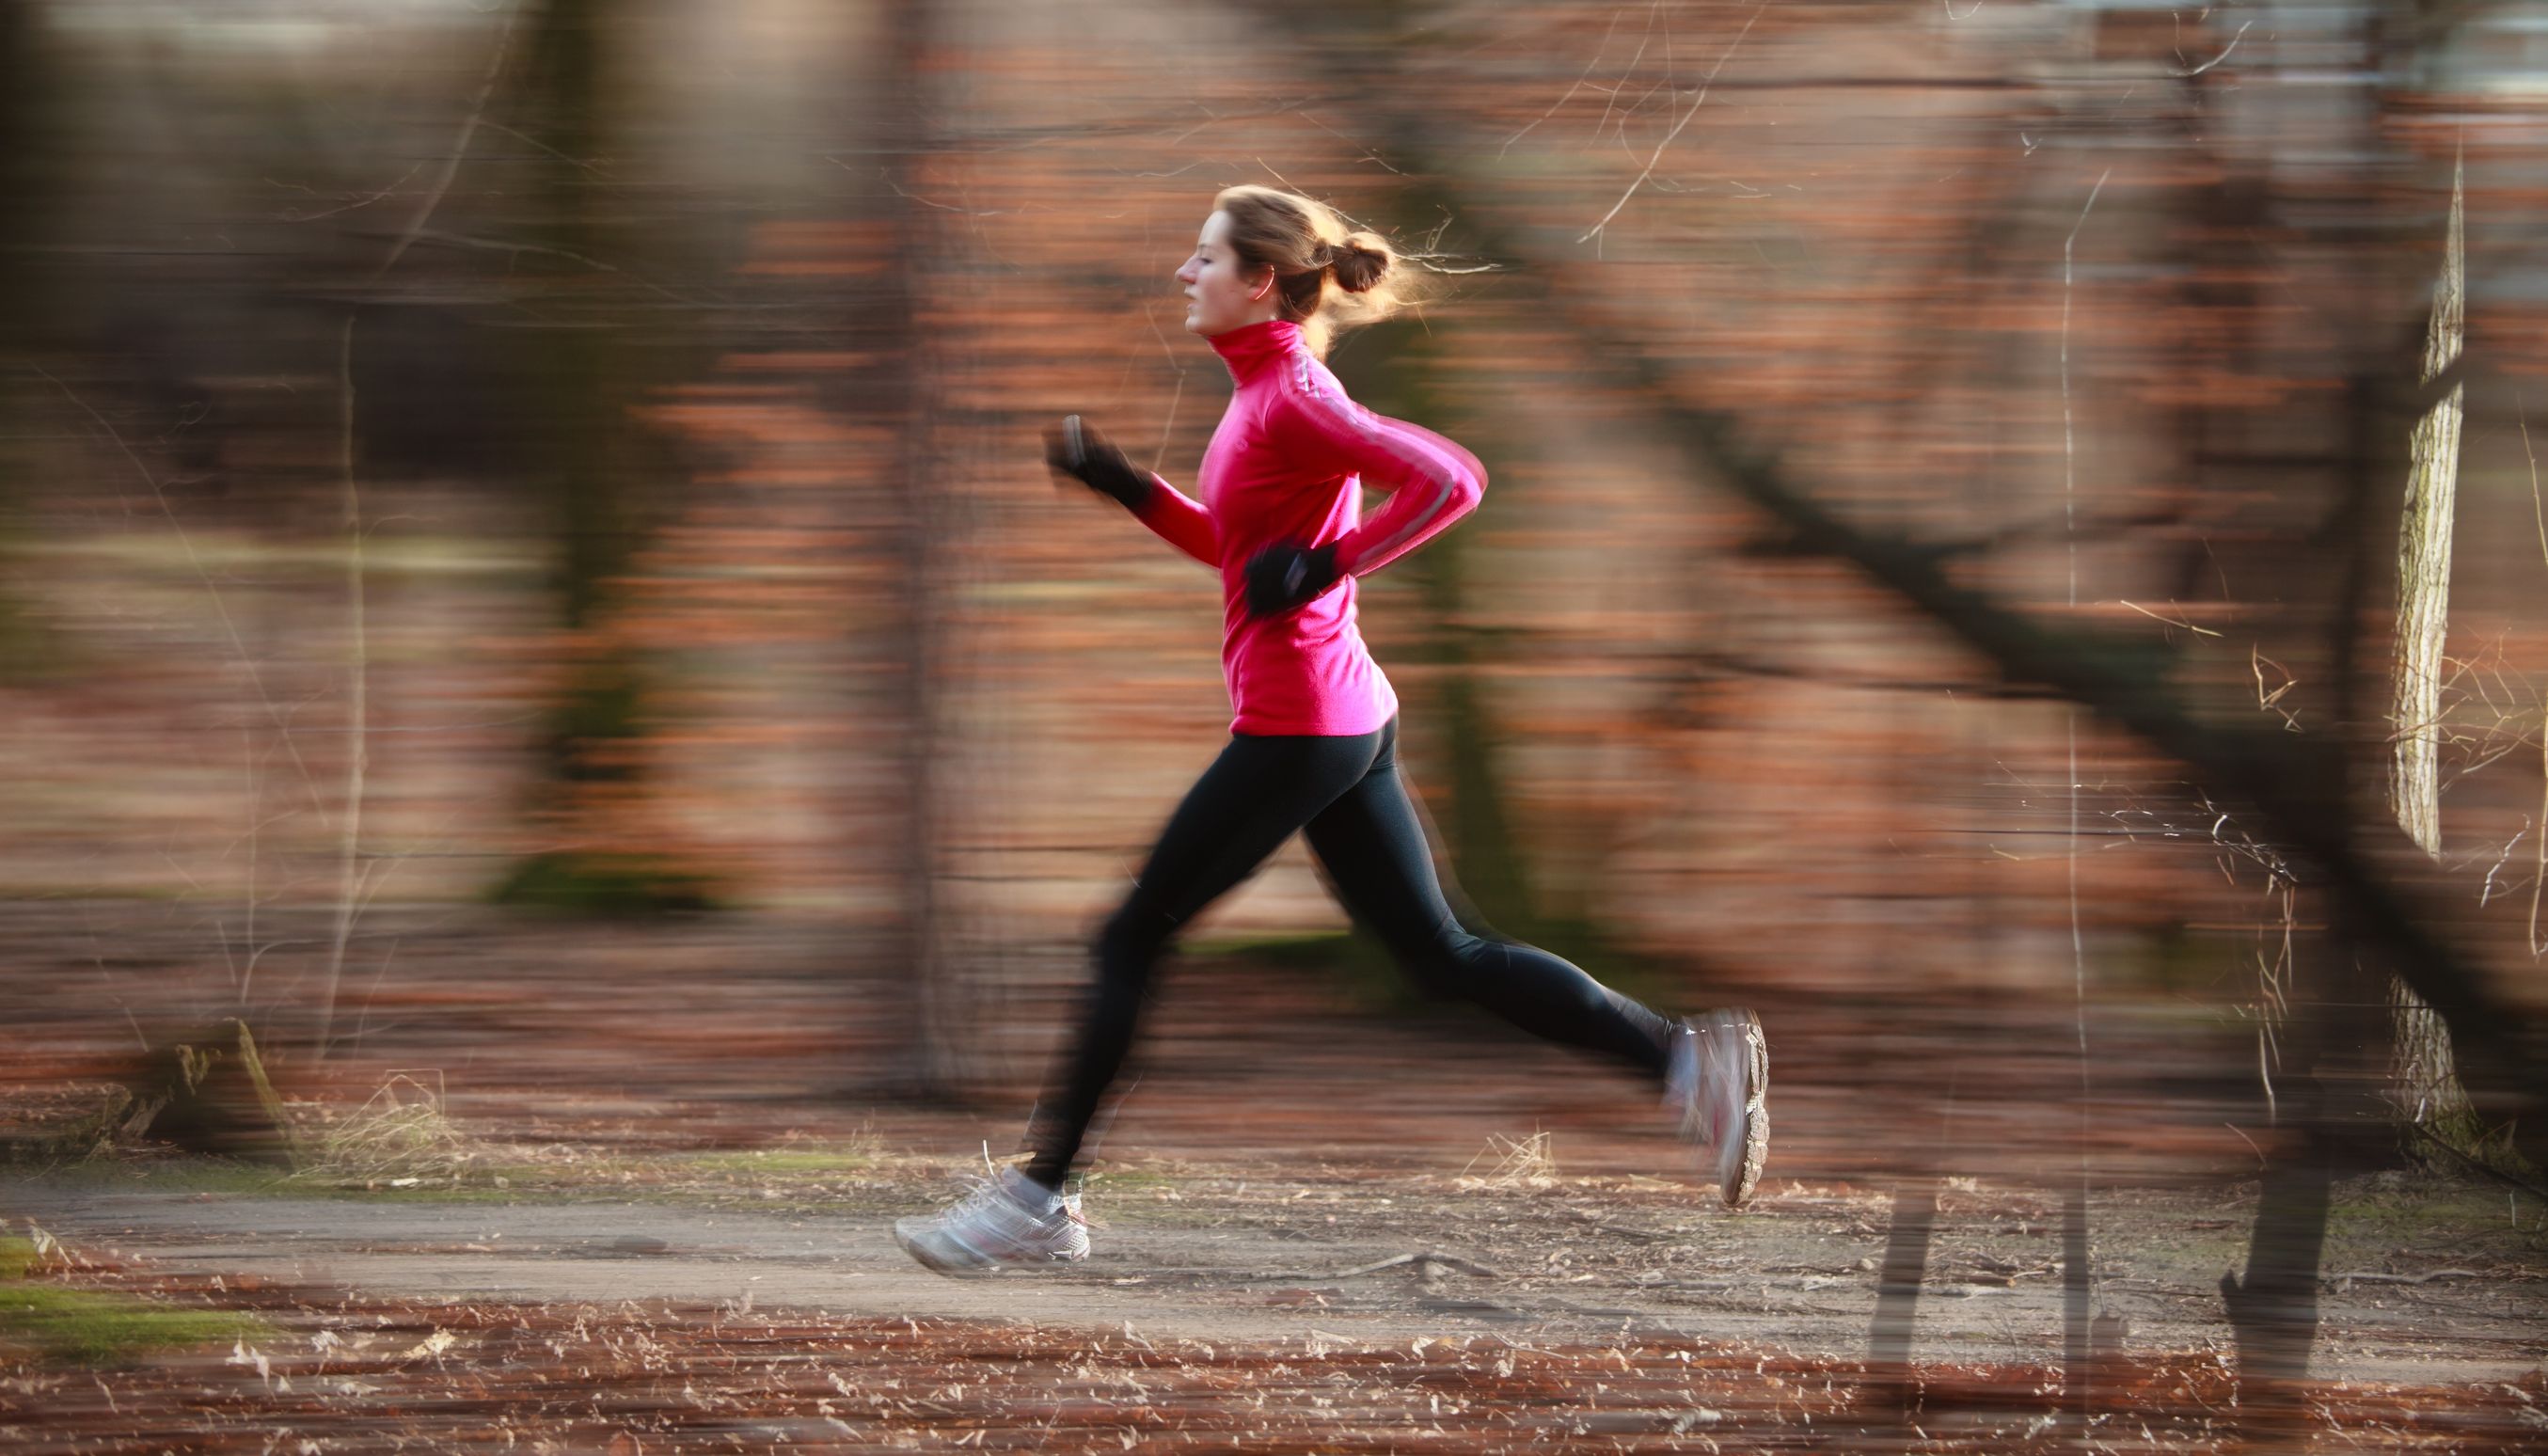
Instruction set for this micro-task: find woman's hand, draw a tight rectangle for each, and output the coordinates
[1044,416,1156,511]
[1242,540,1341,618]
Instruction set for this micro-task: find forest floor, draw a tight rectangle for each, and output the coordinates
[2,910,2543,1450]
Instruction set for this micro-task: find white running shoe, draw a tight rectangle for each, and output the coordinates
[894,1165,1090,1274]
[1664,1008,1768,1208]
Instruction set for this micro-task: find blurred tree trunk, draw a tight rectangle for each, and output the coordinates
[2385,152,2477,1163]
[1333,317,1644,1003]
[490,0,711,913]
[2219,917,2357,1432]
[1326,272,1666,1008]
[0,0,48,673]
[1334,326,1543,935]
[872,0,965,1096]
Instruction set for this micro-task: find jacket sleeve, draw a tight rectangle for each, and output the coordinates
[1131,474,1219,568]
[1273,382,1486,578]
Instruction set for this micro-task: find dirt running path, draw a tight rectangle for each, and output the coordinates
[10,1168,2541,1385]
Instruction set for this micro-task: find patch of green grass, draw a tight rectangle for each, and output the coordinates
[0,1239,265,1366]
[23,1155,547,1205]
[2326,1177,2531,1250]
[489,850,722,915]
[2150,1227,2251,1273]
[22,1145,923,1211]
[20,1158,294,1198]
[1184,929,1359,965]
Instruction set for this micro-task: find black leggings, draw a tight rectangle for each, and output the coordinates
[1022,717,1674,1188]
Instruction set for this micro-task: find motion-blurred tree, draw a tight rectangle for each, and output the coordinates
[874,0,968,1095]
[487,0,716,915]
[1335,316,1668,1005]
[0,0,53,674]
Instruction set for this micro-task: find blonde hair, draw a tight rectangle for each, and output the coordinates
[1211,184,1417,356]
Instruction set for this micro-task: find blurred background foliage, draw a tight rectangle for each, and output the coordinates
[1,0,2545,1174]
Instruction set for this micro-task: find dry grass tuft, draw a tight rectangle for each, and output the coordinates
[1460,1130,1558,1190]
[289,1070,471,1187]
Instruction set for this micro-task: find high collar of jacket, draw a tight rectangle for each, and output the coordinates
[1207,317,1304,383]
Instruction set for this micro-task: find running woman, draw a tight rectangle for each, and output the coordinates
[894,185,1766,1274]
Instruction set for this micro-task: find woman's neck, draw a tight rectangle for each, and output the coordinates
[1208,317,1304,380]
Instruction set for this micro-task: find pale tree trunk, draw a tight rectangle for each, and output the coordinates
[2385,151,2475,1161]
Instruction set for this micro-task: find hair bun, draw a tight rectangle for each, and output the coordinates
[1328,233,1392,294]
[1211,184,1416,354]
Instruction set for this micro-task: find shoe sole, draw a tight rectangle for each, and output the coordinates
[894,1222,1089,1276]
[894,1223,989,1277]
[1716,1009,1769,1210]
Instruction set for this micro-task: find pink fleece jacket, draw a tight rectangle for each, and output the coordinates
[1129,319,1486,736]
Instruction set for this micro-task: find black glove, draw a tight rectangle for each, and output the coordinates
[1043,415,1155,512]
[1243,540,1342,618]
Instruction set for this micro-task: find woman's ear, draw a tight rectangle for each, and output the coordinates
[1249,268,1274,303]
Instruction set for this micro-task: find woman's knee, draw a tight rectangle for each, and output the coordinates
[1391,926,1481,999]
[1095,898,1178,977]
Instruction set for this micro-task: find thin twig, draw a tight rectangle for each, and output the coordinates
[317,317,367,1059]
[867,164,1020,217]
[1499,8,1630,158]
[32,367,328,823]
[2118,599,2222,636]
[277,160,427,224]
[1242,1249,1497,1279]
[1594,4,1656,142]
[2521,401,2543,573]
[2535,720,2547,957]
[369,4,519,285]
[2520,401,2548,958]
[2061,168,2111,555]
[1305,1252,1501,1282]
[238,720,259,1008]
[2224,1122,2268,1170]
[1292,110,1403,175]
[1143,303,1187,475]
[2477,822,2526,907]
[478,119,609,176]
[2179,20,2255,78]
[314,1,514,1053]
[83,943,152,1055]
[400,229,706,306]
[2322,1268,2484,1288]
[2062,167,2112,1339]
[1578,5,1764,245]
[2407,1118,2548,1200]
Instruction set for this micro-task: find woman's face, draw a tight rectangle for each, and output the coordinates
[1176,210,1274,337]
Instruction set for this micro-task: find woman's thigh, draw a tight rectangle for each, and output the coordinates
[1123,730,1383,928]
[1300,742,1464,957]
